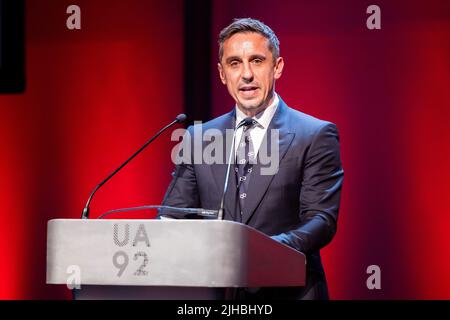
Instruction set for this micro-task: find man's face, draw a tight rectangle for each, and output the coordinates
[218,32,284,116]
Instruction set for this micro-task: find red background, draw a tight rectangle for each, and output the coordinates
[0,0,449,299]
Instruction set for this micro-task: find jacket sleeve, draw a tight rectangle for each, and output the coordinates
[271,122,344,254]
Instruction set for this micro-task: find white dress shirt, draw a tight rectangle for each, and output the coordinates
[234,93,279,158]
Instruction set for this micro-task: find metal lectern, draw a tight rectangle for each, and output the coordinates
[46,219,306,299]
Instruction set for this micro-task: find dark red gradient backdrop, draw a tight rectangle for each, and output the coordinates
[211,0,450,299]
[0,0,183,298]
[0,0,449,299]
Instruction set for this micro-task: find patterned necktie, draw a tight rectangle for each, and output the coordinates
[235,118,258,221]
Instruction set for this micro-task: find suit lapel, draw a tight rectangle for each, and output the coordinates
[242,100,295,224]
[205,101,295,223]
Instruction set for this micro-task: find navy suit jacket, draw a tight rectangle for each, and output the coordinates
[161,97,344,299]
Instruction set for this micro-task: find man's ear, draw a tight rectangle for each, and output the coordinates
[218,62,227,85]
[274,57,284,80]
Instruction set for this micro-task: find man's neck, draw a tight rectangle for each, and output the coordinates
[238,93,276,117]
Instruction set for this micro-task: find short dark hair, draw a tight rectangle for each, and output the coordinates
[218,18,280,62]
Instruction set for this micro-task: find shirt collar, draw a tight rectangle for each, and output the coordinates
[235,93,279,129]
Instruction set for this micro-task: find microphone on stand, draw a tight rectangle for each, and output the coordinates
[81,113,187,219]
[217,117,253,220]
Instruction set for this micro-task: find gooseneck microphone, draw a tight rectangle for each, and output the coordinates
[81,113,187,219]
[217,117,253,220]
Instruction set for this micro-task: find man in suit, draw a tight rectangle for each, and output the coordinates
[160,18,344,300]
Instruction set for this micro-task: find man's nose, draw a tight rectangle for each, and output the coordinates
[241,62,254,82]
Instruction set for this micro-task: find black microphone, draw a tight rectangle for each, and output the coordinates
[217,117,253,220]
[81,113,187,219]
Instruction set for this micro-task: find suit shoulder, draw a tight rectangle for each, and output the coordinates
[285,105,336,133]
[189,112,233,131]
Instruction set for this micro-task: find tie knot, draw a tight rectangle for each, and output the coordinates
[240,117,258,129]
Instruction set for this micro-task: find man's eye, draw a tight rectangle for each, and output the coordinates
[230,61,240,67]
[252,59,263,64]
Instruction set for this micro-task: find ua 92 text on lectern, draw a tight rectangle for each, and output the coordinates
[46,219,306,299]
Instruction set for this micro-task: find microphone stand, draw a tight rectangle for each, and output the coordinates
[217,117,253,220]
[81,114,186,219]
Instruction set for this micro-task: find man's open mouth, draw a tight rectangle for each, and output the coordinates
[239,86,259,96]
